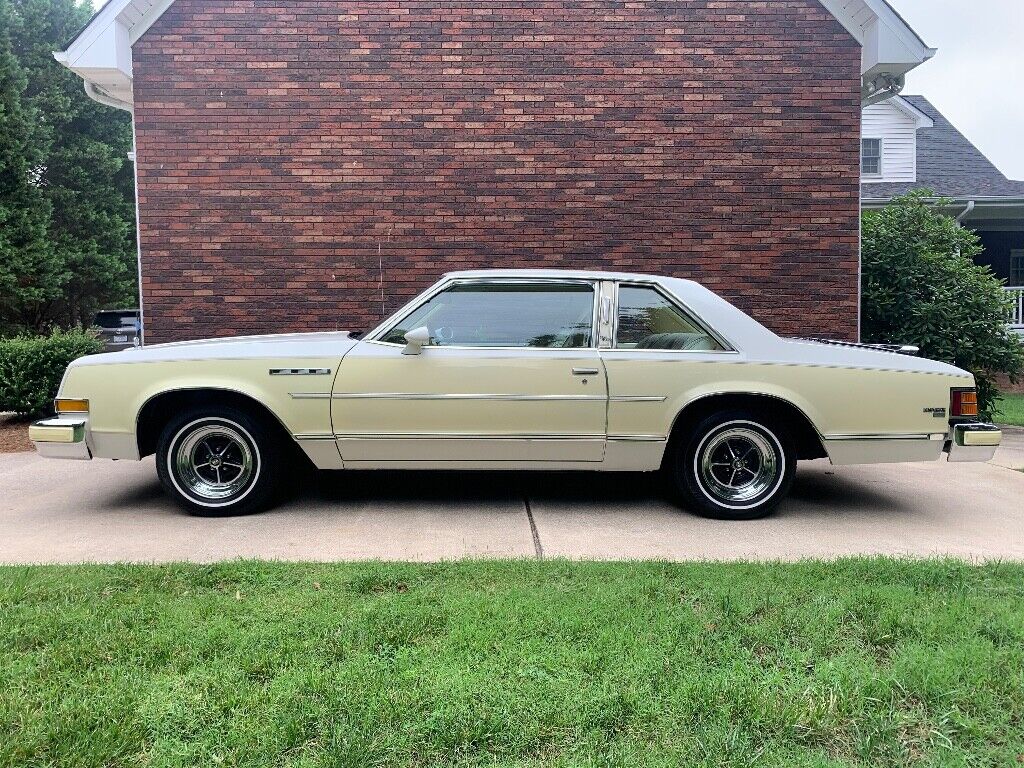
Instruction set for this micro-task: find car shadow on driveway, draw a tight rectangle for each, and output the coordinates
[86,459,912,520]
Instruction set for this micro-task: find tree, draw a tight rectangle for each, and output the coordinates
[0,0,136,334]
[861,190,1024,419]
[0,0,60,334]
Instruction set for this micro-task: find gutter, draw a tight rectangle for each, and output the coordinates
[862,195,1024,208]
[83,81,133,113]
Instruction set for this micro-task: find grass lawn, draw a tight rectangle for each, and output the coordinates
[2,560,1023,767]
[996,393,1024,427]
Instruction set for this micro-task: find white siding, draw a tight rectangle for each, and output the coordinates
[861,101,918,183]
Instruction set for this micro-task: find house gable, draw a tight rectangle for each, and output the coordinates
[862,95,934,183]
[56,0,934,113]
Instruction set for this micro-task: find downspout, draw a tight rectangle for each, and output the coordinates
[955,200,976,224]
[83,79,144,345]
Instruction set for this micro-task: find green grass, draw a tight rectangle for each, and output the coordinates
[996,393,1024,427]
[2,560,1023,767]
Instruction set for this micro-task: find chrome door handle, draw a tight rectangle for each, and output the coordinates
[572,367,600,376]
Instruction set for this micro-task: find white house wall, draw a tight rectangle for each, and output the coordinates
[862,100,918,183]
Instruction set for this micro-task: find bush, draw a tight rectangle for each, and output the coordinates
[862,191,1024,419]
[0,329,103,417]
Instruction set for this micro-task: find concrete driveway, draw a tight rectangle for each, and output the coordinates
[2,431,1024,563]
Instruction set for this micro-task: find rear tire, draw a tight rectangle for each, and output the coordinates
[668,410,795,520]
[156,406,283,516]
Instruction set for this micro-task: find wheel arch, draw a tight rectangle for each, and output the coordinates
[136,387,295,459]
[666,391,827,463]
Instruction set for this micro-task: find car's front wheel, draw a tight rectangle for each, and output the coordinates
[156,406,282,516]
[669,410,795,520]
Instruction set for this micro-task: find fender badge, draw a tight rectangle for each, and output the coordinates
[923,407,947,418]
[269,368,331,376]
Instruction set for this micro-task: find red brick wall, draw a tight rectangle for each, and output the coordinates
[132,0,862,343]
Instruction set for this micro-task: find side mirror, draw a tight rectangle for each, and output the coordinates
[402,326,430,355]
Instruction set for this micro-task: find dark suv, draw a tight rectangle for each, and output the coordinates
[93,309,141,351]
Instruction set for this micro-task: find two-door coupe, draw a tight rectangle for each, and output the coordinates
[31,270,1001,519]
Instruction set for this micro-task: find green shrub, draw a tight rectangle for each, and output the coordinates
[0,329,103,417]
[862,191,1024,419]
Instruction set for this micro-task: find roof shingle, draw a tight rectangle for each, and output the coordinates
[862,95,1024,200]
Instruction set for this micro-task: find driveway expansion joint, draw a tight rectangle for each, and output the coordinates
[523,494,544,560]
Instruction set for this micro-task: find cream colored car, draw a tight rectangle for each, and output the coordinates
[31,270,1001,519]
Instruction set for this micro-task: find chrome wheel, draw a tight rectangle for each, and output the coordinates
[697,425,780,506]
[171,421,258,504]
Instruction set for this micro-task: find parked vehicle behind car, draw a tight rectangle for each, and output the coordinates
[32,270,1001,520]
[92,309,140,352]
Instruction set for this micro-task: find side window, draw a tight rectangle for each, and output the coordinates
[380,282,595,348]
[615,285,724,351]
[861,138,882,176]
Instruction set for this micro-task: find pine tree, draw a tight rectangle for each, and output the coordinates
[0,0,136,334]
[0,0,61,333]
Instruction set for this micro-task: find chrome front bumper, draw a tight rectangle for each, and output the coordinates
[945,423,1001,463]
[29,417,92,460]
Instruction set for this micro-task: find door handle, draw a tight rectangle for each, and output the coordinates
[572,367,600,376]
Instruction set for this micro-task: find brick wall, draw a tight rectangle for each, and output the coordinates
[132,0,863,343]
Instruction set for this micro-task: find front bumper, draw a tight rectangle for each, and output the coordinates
[29,417,91,460]
[945,422,1001,463]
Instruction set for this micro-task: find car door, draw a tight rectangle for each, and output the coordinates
[600,281,734,456]
[331,278,608,465]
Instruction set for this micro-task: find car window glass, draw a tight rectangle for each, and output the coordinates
[615,285,723,351]
[380,282,595,348]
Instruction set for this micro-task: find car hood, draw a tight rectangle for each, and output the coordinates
[72,331,360,366]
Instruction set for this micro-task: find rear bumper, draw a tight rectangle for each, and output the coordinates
[29,417,92,460]
[945,423,1001,463]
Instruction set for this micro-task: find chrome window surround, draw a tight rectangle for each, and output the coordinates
[608,280,737,353]
[366,277,602,351]
[365,275,737,354]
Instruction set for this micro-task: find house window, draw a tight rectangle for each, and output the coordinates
[1011,251,1024,286]
[861,138,882,176]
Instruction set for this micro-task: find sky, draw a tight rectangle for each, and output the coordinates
[888,0,1024,180]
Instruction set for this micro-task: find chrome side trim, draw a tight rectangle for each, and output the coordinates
[295,392,659,403]
[293,433,337,441]
[334,432,604,440]
[608,434,665,442]
[327,393,607,402]
[825,432,941,441]
[270,368,331,376]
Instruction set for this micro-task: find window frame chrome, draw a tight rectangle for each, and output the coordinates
[365,276,602,351]
[607,279,737,353]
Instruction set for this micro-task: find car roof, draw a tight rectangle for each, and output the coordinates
[443,268,699,286]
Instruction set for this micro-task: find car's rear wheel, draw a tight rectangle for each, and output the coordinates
[669,410,795,520]
[156,406,283,516]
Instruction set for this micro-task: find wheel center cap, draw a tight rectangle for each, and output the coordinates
[210,457,222,468]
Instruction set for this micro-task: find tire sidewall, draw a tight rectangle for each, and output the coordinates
[156,406,280,516]
[674,411,795,520]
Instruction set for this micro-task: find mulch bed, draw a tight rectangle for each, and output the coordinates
[0,413,33,453]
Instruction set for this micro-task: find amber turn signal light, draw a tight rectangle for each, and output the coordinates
[950,389,978,418]
[54,398,89,414]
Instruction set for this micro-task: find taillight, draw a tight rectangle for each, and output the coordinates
[950,388,978,419]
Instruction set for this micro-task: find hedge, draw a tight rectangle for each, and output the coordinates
[0,330,104,417]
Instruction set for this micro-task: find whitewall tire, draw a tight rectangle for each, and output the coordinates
[670,411,795,520]
[156,406,283,516]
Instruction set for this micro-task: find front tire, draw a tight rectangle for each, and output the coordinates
[669,410,795,520]
[156,406,283,516]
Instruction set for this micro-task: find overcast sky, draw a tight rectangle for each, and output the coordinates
[888,0,1024,180]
